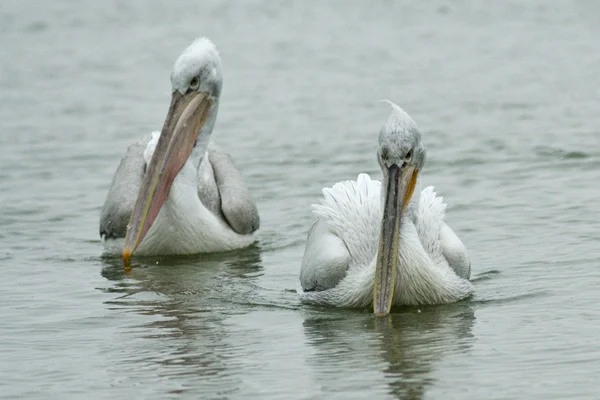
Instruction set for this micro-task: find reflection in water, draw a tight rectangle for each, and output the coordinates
[98,246,264,391]
[303,305,475,399]
[100,246,263,314]
[101,244,263,280]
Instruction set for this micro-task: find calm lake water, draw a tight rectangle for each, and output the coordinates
[1,1,600,399]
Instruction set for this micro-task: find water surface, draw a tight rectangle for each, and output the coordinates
[1,1,600,399]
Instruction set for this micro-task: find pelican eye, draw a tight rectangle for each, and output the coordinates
[189,77,200,90]
[405,149,413,160]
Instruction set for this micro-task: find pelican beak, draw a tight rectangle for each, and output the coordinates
[373,163,418,316]
[122,90,213,262]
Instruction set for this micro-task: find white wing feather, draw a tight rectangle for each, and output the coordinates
[300,174,474,308]
[311,173,382,270]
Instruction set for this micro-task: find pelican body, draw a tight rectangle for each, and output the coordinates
[99,38,259,260]
[299,102,474,316]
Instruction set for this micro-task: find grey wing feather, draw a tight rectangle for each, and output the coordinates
[439,222,471,279]
[99,134,150,239]
[207,142,260,234]
[196,151,223,217]
[300,219,351,291]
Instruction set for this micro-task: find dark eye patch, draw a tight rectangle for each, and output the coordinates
[380,146,389,160]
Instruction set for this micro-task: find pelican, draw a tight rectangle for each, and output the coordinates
[299,102,474,316]
[99,37,260,261]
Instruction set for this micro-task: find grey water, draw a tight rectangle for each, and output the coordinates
[1,1,599,399]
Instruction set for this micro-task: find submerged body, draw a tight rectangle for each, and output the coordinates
[100,133,258,256]
[300,174,473,307]
[99,38,259,258]
[299,102,474,314]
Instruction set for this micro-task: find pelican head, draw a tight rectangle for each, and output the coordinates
[373,101,426,316]
[123,37,223,262]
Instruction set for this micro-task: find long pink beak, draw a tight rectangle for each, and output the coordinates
[123,91,213,262]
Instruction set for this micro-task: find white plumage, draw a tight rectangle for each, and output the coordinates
[301,174,473,308]
[102,132,256,256]
[299,102,474,311]
[99,37,259,259]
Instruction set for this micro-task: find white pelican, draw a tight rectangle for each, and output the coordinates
[299,102,474,316]
[99,37,259,262]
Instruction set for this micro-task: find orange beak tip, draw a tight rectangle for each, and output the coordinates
[123,248,131,264]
